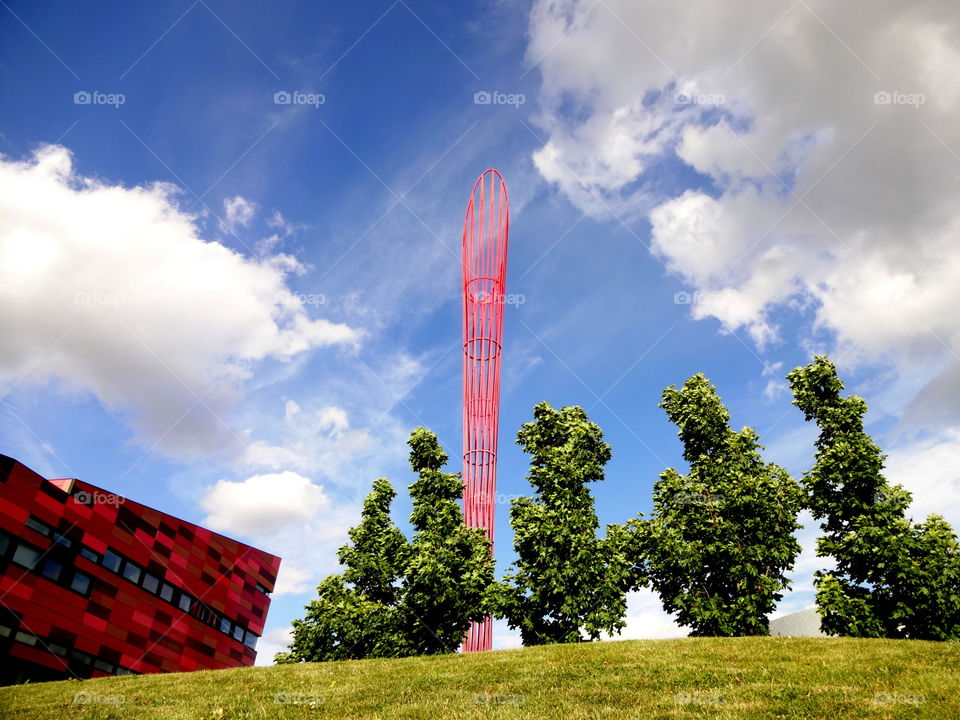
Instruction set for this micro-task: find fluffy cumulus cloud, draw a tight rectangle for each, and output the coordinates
[0,146,360,459]
[527,0,960,428]
[200,470,330,535]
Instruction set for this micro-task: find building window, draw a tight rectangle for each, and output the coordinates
[122,561,142,584]
[70,650,93,665]
[178,594,192,612]
[48,642,68,657]
[0,624,12,638]
[25,516,52,536]
[160,582,175,602]
[142,573,160,594]
[219,616,232,635]
[243,631,258,649]
[93,659,115,674]
[233,625,244,642]
[102,549,122,573]
[79,546,100,564]
[70,571,92,596]
[14,630,37,646]
[12,544,40,569]
[256,582,271,595]
[52,532,72,548]
[0,532,10,557]
[40,557,64,582]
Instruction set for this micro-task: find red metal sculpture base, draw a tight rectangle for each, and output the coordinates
[461,170,509,652]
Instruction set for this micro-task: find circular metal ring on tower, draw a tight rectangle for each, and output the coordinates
[463,449,497,467]
[463,337,502,360]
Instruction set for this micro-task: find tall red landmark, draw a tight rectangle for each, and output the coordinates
[461,169,509,652]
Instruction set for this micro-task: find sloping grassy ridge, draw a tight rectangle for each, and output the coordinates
[1,637,957,719]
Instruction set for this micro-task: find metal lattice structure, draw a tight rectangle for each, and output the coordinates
[461,169,509,652]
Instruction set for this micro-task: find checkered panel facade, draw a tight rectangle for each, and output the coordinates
[0,454,281,685]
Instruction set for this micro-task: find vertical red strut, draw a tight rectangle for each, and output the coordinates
[462,169,509,652]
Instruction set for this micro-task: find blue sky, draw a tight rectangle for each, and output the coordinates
[3,1,960,658]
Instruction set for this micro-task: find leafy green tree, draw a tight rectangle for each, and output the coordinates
[788,355,960,639]
[628,374,804,636]
[277,427,494,663]
[398,427,494,654]
[496,402,628,645]
[276,478,409,662]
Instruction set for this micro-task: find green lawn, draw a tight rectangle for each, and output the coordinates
[1,637,957,719]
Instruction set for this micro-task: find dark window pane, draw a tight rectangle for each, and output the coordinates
[52,532,72,548]
[219,617,232,634]
[93,659,114,674]
[178,594,192,612]
[49,642,68,656]
[233,625,244,642]
[243,631,257,649]
[12,544,40,568]
[0,533,9,556]
[122,561,142,584]
[142,573,159,594]
[0,625,12,637]
[102,550,122,572]
[40,557,63,581]
[79,546,100,563]
[70,650,92,665]
[14,631,37,646]
[160,583,175,602]
[25,516,51,536]
[70,572,92,596]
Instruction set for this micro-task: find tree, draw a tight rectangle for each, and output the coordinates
[628,374,804,636]
[398,427,494,654]
[496,402,628,645]
[276,478,409,662]
[277,427,494,663]
[788,356,960,639]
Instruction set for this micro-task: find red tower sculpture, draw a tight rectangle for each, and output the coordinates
[461,169,509,652]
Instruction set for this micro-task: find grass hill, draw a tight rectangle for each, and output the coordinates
[1,637,957,719]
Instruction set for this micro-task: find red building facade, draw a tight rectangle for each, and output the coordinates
[0,454,280,685]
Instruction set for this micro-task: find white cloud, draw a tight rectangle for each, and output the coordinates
[527,0,960,431]
[0,146,361,460]
[255,626,293,666]
[272,564,314,597]
[220,195,257,234]
[613,589,687,640]
[885,430,960,526]
[200,470,330,535]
